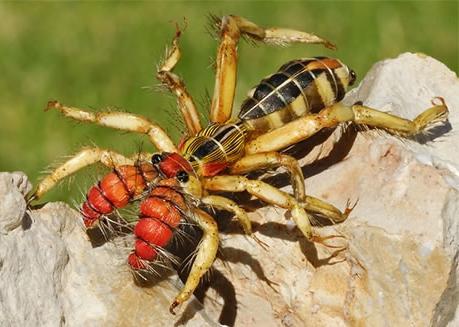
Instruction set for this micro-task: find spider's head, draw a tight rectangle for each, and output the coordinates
[152,152,192,178]
[151,152,202,199]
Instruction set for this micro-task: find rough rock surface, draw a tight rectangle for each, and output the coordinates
[1,53,458,326]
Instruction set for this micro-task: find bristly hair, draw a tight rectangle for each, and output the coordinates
[205,13,260,47]
[198,88,212,125]
[131,141,149,163]
[208,55,217,72]
[179,242,200,275]
[205,13,221,41]
[164,102,186,138]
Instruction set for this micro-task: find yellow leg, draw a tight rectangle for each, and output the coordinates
[210,15,335,124]
[203,175,314,240]
[170,208,219,314]
[230,151,306,202]
[229,152,352,223]
[157,26,201,136]
[46,101,176,153]
[29,147,150,202]
[304,196,355,223]
[245,98,449,154]
[201,195,252,234]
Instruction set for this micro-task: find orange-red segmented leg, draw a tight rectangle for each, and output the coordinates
[80,162,159,229]
[210,15,336,124]
[157,26,201,136]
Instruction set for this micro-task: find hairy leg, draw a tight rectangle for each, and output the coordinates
[46,101,176,152]
[203,175,315,240]
[30,147,150,201]
[245,98,449,154]
[230,151,306,202]
[304,196,355,223]
[157,26,201,135]
[170,208,219,314]
[230,152,352,222]
[201,194,252,234]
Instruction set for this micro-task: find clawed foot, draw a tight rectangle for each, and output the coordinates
[343,198,358,218]
[169,299,179,315]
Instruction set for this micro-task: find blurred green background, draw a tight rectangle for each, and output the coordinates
[0,1,457,203]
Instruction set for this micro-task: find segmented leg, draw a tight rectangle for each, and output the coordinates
[203,175,315,240]
[304,196,355,223]
[29,147,150,201]
[229,152,351,222]
[229,152,306,202]
[245,98,449,154]
[157,26,201,135]
[170,208,219,314]
[201,195,252,234]
[210,15,336,124]
[46,101,176,153]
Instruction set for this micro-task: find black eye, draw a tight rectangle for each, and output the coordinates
[349,69,357,86]
[176,170,189,183]
[151,154,163,164]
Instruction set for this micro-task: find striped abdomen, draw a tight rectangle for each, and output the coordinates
[179,122,248,176]
[239,57,356,132]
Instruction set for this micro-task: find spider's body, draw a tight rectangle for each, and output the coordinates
[180,57,356,177]
[29,15,448,314]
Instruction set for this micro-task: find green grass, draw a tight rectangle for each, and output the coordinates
[0,1,457,203]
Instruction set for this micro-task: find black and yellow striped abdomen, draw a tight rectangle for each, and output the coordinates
[238,57,356,132]
[179,57,355,176]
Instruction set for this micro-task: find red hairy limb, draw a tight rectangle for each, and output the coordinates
[80,163,158,228]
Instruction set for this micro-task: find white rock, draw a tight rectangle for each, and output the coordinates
[345,53,459,190]
[0,172,31,233]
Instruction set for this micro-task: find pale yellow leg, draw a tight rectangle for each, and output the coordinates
[203,175,314,240]
[210,15,335,124]
[157,27,201,135]
[245,98,449,154]
[170,208,219,314]
[304,196,355,223]
[201,195,252,234]
[230,151,306,202]
[46,101,176,153]
[29,147,151,202]
[229,152,352,223]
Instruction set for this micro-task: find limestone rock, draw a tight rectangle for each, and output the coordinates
[0,172,31,233]
[1,53,458,326]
